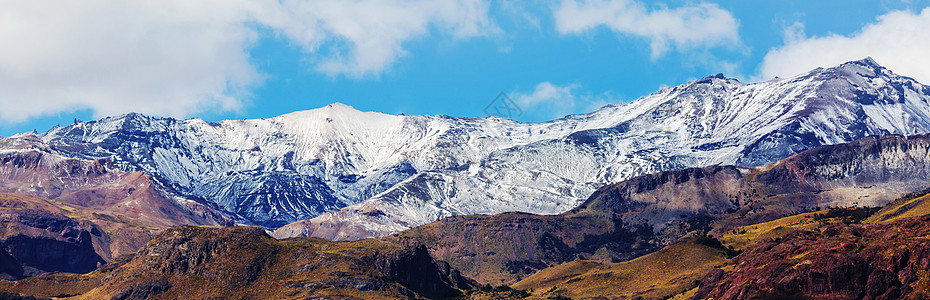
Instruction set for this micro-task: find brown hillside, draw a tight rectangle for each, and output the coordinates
[2,226,473,299]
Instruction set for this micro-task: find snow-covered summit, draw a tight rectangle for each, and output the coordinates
[274,58,930,240]
[25,58,930,233]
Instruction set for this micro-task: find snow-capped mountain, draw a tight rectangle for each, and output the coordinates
[37,99,619,227]
[274,57,930,240]
[24,58,930,235]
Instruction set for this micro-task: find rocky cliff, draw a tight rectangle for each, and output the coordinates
[0,206,105,280]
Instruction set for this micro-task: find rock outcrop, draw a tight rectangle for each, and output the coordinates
[0,208,105,280]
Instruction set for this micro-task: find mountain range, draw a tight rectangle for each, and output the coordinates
[5,132,930,299]
[5,58,930,242]
[4,58,930,298]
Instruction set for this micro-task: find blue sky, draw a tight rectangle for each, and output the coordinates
[2,0,930,136]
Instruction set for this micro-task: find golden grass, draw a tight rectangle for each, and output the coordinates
[866,192,930,224]
[512,239,728,300]
[669,286,699,300]
[718,210,829,252]
[0,272,103,298]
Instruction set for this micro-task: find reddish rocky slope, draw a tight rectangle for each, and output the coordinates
[0,135,234,279]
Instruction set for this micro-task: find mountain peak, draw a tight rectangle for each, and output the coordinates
[272,102,405,139]
[275,102,383,121]
[692,72,740,85]
[831,57,889,74]
[323,102,359,112]
[105,112,157,122]
[845,56,881,68]
[799,57,899,83]
[287,102,374,116]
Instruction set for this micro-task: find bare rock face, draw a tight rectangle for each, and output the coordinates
[580,134,930,237]
[129,226,276,284]
[399,212,659,285]
[692,214,930,300]
[374,243,474,299]
[0,209,105,280]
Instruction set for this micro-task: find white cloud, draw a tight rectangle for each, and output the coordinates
[271,0,495,77]
[511,82,615,120]
[514,82,579,108]
[758,8,930,84]
[553,0,740,58]
[0,0,259,123]
[0,0,494,123]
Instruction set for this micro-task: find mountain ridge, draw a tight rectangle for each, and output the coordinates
[276,58,930,240]
[4,133,930,298]
[14,58,930,237]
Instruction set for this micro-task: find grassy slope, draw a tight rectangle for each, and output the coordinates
[0,272,103,298]
[693,213,930,299]
[718,210,827,252]
[512,238,730,300]
[866,190,930,223]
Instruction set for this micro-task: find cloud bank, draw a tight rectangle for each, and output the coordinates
[0,0,259,122]
[759,8,930,84]
[0,0,494,123]
[269,0,495,77]
[553,0,740,58]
